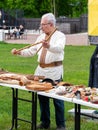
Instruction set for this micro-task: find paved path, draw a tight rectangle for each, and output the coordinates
[4,34,39,44]
[66,32,89,46]
[4,32,89,46]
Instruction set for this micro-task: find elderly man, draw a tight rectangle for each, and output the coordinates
[11,13,66,130]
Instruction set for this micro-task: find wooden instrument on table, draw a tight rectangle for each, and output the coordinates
[16,28,57,53]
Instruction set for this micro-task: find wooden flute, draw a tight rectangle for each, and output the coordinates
[16,28,57,53]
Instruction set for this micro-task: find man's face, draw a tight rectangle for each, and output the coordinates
[40,18,51,34]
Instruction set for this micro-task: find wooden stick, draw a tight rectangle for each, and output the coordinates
[17,28,57,52]
[36,28,57,54]
[17,41,42,52]
[36,45,42,54]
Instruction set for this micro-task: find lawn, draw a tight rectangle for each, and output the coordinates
[0,42,97,130]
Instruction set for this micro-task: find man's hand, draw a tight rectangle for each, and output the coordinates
[42,40,50,48]
[11,48,21,55]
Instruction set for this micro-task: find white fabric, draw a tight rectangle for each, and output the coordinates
[21,30,66,80]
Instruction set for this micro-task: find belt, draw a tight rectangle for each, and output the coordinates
[39,61,62,68]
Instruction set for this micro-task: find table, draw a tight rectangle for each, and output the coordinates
[38,91,98,130]
[0,83,37,130]
[1,83,98,130]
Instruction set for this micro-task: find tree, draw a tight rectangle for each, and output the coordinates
[0,0,88,18]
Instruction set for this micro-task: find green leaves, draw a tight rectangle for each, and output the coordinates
[1,0,87,17]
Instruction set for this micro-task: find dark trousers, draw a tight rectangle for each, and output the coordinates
[38,95,65,128]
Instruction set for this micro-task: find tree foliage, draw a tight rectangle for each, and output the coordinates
[0,0,88,18]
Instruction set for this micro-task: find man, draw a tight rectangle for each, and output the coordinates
[88,46,98,88]
[11,13,66,130]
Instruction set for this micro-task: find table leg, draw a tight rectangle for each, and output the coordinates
[75,103,81,130]
[31,92,37,130]
[15,89,18,129]
[9,89,37,130]
[10,88,18,130]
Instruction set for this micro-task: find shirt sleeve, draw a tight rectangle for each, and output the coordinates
[20,34,45,57]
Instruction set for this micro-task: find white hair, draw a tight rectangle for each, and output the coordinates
[41,13,56,26]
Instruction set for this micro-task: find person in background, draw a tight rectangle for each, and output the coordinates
[88,46,98,88]
[13,26,19,38]
[88,46,98,114]
[2,25,7,29]
[11,13,66,130]
[18,24,24,38]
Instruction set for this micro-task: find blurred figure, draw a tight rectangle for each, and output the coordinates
[3,25,7,29]
[12,25,24,39]
[13,26,18,38]
[88,46,98,88]
[18,25,24,38]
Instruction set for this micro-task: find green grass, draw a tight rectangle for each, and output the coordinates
[0,42,98,130]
